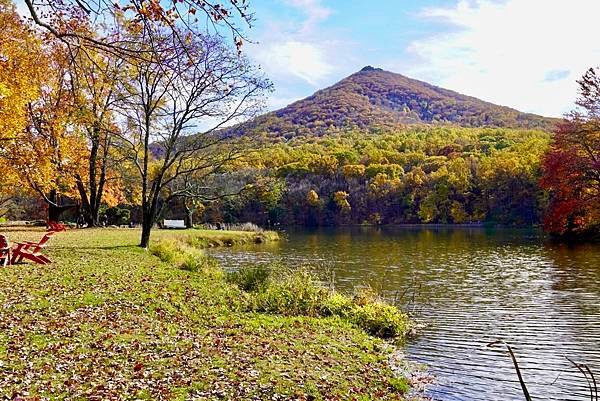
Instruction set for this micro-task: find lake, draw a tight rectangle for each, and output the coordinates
[210,227,600,401]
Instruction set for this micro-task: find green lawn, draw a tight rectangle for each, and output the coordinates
[0,228,408,400]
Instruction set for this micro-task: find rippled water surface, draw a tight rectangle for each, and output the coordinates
[210,227,600,401]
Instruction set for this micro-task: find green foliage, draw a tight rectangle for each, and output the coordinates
[218,126,551,227]
[228,266,410,339]
[150,238,212,273]
[321,292,354,317]
[106,207,131,225]
[351,301,409,338]
[251,268,327,317]
[389,377,411,394]
[365,164,404,179]
[343,288,410,338]
[226,265,270,292]
[149,239,182,264]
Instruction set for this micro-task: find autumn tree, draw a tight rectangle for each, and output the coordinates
[0,1,45,211]
[70,41,126,226]
[22,0,253,61]
[0,1,43,143]
[115,26,269,247]
[11,40,91,221]
[0,7,95,222]
[541,68,600,238]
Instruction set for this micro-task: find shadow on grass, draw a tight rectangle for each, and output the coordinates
[51,245,137,251]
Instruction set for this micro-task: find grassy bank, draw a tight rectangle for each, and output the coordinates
[0,228,410,400]
[186,228,280,248]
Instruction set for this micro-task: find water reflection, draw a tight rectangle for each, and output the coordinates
[211,227,600,401]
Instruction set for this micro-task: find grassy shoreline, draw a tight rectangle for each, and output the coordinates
[0,228,411,400]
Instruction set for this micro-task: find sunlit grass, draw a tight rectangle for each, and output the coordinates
[0,227,408,399]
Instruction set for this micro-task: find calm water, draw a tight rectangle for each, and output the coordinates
[210,227,600,401]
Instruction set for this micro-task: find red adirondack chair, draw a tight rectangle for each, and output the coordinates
[0,235,10,267]
[11,231,55,265]
[47,221,66,232]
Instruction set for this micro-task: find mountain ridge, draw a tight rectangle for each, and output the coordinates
[230,66,559,137]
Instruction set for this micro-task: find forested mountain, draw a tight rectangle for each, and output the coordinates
[196,68,560,227]
[230,66,558,137]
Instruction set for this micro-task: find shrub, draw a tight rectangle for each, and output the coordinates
[351,301,408,338]
[149,240,182,264]
[150,239,213,274]
[230,267,409,339]
[321,292,353,317]
[252,269,327,316]
[322,289,409,339]
[104,206,131,226]
[226,265,270,292]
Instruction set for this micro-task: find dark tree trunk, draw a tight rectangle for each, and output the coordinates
[139,191,160,248]
[76,179,100,226]
[74,127,110,228]
[48,204,64,222]
[46,190,75,222]
[140,218,152,248]
[185,204,193,228]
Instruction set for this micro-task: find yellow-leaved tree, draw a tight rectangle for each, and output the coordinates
[6,37,89,221]
[0,0,45,214]
[0,0,42,143]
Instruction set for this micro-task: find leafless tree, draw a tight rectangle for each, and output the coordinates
[114,25,270,247]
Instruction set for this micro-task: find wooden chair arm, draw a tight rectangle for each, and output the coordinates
[15,242,37,250]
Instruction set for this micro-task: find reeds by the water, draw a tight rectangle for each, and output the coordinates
[488,340,598,401]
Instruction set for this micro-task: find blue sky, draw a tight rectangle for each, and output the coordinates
[246,0,454,111]
[244,0,600,117]
[14,0,600,117]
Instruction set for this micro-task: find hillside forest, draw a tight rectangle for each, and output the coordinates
[208,127,551,227]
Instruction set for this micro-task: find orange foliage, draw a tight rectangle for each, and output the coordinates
[541,68,600,237]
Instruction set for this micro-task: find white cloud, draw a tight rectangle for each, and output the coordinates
[285,0,333,33]
[255,40,334,86]
[250,0,337,89]
[407,0,600,117]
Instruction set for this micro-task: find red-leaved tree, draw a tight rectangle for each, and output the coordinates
[541,68,600,238]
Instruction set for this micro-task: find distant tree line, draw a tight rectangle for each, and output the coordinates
[203,127,552,227]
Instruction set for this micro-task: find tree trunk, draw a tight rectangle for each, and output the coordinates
[48,204,64,222]
[185,204,193,228]
[75,177,100,227]
[140,218,152,248]
[75,127,109,228]
[46,190,73,222]
[139,196,159,248]
[87,208,100,227]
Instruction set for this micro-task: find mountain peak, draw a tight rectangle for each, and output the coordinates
[229,68,558,137]
[360,65,383,72]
